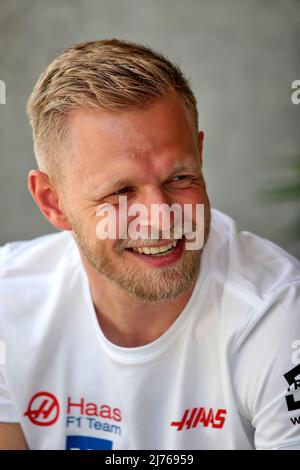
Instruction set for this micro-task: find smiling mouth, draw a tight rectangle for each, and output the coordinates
[126,239,180,257]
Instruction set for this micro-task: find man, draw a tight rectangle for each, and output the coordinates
[0,39,299,450]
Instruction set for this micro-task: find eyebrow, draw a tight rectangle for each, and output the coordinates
[90,161,200,199]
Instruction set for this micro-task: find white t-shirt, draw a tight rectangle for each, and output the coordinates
[0,208,300,450]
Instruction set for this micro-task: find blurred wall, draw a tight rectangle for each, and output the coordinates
[0,0,299,257]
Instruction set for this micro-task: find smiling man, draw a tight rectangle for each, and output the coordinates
[0,39,300,450]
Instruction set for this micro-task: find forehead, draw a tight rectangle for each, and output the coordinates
[67,94,198,189]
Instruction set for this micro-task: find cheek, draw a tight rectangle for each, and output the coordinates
[178,190,210,231]
[174,183,207,202]
[94,207,125,251]
[174,188,208,213]
[97,232,123,255]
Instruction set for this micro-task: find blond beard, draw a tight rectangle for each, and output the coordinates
[70,208,211,303]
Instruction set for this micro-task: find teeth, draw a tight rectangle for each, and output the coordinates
[131,240,179,255]
[148,247,161,255]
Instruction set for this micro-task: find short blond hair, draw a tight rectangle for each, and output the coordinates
[26,38,199,184]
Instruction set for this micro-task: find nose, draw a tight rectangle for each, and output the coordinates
[131,187,175,239]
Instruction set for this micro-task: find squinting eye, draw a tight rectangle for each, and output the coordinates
[111,187,132,196]
[172,176,189,181]
[170,175,194,183]
[168,175,196,189]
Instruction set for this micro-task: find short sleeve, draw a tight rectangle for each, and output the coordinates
[0,366,19,423]
[232,282,300,450]
[0,244,20,422]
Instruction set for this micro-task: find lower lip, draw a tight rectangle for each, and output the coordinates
[125,238,185,268]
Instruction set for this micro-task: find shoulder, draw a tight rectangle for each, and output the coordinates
[207,208,300,355]
[209,211,300,448]
[0,230,80,327]
[0,230,83,370]
[0,230,79,281]
[209,208,300,303]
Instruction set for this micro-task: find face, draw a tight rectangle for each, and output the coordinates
[57,92,211,302]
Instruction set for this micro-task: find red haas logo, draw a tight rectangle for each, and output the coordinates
[24,391,60,426]
[171,407,227,431]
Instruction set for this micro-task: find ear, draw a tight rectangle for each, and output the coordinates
[197,130,204,167]
[28,170,72,231]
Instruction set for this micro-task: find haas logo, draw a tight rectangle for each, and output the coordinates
[24,391,60,426]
